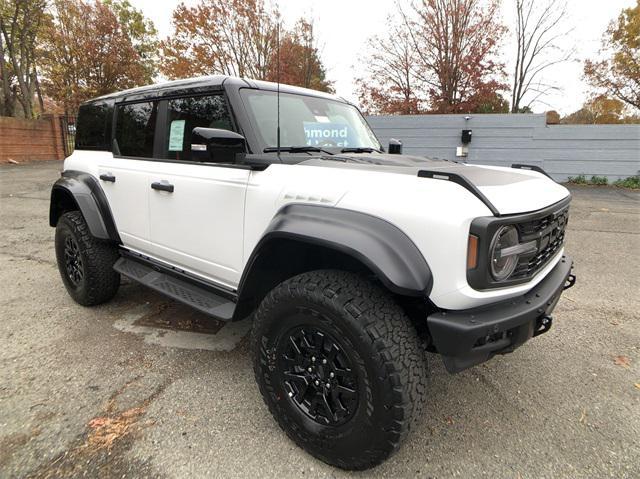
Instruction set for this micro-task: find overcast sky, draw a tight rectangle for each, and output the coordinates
[129,0,635,115]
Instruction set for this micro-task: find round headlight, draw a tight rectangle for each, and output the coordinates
[490,225,519,281]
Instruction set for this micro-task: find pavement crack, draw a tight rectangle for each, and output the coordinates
[0,252,54,266]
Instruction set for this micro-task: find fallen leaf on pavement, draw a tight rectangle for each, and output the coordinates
[635,383,640,390]
[579,408,587,423]
[85,406,146,451]
[613,355,631,368]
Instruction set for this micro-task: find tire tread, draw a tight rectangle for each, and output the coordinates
[251,270,427,470]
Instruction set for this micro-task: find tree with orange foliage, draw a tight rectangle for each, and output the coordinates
[584,1,640,111]
[160,0,278,80]
[562,95,639,124]
[40,0,156,114]
[400,0,508,113]
[355,16,424,115]
[266,19,332,93]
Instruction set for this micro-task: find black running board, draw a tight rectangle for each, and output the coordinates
[114,257,236,320]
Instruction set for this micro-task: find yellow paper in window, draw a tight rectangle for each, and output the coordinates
[168,120,186,151]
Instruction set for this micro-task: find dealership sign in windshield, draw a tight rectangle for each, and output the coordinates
[304,122,355,148]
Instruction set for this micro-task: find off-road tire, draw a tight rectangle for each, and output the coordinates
[251,270,427,470]
[55,211,120,306]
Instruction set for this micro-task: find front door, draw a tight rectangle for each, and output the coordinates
[146,94,249,289]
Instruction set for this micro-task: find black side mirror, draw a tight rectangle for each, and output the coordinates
[191,127,246,163]
[388,138,402,155]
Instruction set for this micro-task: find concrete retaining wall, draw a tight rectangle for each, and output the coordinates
[367,113,640,182]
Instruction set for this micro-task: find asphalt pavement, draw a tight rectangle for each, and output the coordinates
[1,160,638,478]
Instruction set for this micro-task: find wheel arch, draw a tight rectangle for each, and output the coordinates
[49,171,120,243]
[233,204,432,320]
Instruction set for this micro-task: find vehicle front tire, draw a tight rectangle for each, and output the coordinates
[55,211,120,306]
[251,270,427,470]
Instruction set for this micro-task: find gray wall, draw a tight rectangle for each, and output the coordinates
[367,113,640,182]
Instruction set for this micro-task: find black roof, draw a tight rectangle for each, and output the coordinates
[88,75,345,105]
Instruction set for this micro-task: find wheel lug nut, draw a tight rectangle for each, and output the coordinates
[288,391,293,397]
[311,356,316,362]
[322,359,327,364]
[329,372,335,378]
[314,380,320,386]
[326,383,331,388]
[307,367,312,372]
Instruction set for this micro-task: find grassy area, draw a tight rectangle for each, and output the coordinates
[613,176,640,189]
[566,175,640,189]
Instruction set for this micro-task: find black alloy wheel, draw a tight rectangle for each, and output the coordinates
[278,324,358,426]
[63,235,84,286]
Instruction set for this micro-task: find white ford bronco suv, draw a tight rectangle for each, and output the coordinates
[50,76,575,470]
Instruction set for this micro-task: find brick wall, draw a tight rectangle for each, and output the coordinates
[0,115,65,163]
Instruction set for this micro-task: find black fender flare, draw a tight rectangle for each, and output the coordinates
[238,204,433,300]
[49,170,120,242]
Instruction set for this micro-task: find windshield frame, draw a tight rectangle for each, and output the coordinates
[237,87,382,155]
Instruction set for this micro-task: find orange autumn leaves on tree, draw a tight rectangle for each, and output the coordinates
[40,0,155,114]
[355,20,423,115]
[160,0,332,93]
[407,0,508,114]
[584,0,640,111]
[357,0,508,115]
[266,20,333,93]
[160,0,277,80]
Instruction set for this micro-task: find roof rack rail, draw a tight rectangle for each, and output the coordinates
[511,163,554,181]
[417,170,500,216]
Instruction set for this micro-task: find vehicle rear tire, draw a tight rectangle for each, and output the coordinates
[55,211,120,306]
[251,270,427,470]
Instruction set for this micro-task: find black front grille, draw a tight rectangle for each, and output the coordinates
[511,207,569,279]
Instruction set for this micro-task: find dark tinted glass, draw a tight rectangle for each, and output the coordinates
[115,102,157,157]
[75,100,113,150]
[164,95,232,161]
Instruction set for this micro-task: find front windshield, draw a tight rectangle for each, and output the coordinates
[239,89,381,152]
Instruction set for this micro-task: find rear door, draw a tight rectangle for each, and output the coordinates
[146,94,250,288]
[97,101,158,254]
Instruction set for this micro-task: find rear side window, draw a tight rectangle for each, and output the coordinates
[115,102,158,158]
[164,95,232,161]
[75,100,113,150]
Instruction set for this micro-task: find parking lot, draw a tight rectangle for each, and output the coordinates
[1,160,638,478]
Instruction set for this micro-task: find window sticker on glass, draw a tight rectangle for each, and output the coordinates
[303,122,354,147]
[168,120,186,151]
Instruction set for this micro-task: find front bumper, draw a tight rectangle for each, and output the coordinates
[427,255,575,373]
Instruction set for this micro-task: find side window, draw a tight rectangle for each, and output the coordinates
[164,95,233,161]
[75,100,113,151]
[115,101,157,158]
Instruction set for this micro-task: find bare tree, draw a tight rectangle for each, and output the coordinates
[0,0,47,118]
[511,0,574,113]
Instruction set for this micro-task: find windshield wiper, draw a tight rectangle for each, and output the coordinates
[340,147,380,153]
[263,146,334,155]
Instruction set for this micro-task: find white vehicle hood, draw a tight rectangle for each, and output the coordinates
[300,154,569,216]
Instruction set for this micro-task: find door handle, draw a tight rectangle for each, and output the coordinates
[151,181,174,193]
[99,173,116,182]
